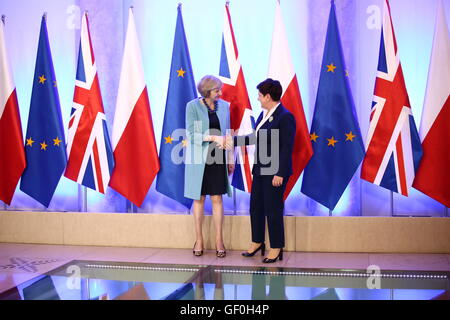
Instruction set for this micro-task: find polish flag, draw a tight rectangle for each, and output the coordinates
[0,20,26,205]
[413,0,450,207]
[109,8,160,207]
[268,1,313,200]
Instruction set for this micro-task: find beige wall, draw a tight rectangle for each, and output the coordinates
[0,211,449,253]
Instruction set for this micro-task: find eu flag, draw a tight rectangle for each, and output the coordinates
[155,5,197,209]
[20,15,67,207]
[301,1,365,211]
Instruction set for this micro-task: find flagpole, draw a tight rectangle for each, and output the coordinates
[390,191,394,216]
[1,15,5,25]
[359,178,363,216]
[79,185,87,212]
[233,187,237,215]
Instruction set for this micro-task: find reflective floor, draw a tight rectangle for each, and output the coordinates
[1,259,449,300]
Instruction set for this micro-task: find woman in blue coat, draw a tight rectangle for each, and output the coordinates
[184,75,234,258]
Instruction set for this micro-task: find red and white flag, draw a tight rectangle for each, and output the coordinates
[413,0,450,207]
[109,8,160,207]
[219,3,255,193]
[0,20,26,205]
[268,1,313,200]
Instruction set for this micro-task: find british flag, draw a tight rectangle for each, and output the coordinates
[219,3,255,193]
[361,0,422,196]
[64,12,114,194]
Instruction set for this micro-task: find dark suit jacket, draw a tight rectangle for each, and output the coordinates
[234,104,296,178]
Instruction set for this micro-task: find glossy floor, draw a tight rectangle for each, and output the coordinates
[1,243,449,300]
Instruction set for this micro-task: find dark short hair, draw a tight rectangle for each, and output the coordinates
[257,78,282,101]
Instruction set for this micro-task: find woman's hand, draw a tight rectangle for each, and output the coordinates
[212,135,233,150]
[224,135,233,150]
[272,175,283,187]
[228,163,235,175]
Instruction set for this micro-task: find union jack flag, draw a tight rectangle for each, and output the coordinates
[64,13,114,194]
[361,0,422,196]
[219,3,255,193]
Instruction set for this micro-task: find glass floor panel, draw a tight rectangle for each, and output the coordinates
[1,260,449,300]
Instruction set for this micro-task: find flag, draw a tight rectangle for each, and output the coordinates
[268,0,313,200]
[155,4,195,209]
[413,0,450,207]
[361,0,423,196]
[64,12,114,194]
[218,3,255,193]
[19,15,67,207]
[0,17,26,205]
[109,8,160,207]
[301,1,365,211]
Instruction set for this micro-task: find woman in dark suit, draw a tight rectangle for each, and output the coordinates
[236,78,296,263]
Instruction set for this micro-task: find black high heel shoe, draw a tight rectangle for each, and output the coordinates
[262,248,283,263]
[193,242,203,257]
[242,243,265,257]
[216,248,226,258]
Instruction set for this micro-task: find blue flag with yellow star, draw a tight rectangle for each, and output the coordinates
[155,5,196,209]
[20,16,67,207]
[301,1,364,211]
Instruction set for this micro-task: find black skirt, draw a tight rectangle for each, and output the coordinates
[201,158,227,195]
[201,108,227,196]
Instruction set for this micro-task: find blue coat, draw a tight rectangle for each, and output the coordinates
[184,98,232,200]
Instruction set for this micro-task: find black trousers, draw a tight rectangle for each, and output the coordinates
[249,175,288,248]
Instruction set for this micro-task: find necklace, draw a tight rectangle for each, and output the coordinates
[203,99,218,114]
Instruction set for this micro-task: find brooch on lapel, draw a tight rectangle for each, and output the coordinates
[269,116,273,122]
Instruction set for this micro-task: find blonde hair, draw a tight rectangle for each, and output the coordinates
[197,75,223,98]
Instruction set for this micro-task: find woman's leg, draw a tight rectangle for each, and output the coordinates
[248,176,265,252]
[193,196,206,251]
[211,195,225,251]
[265,179,288,259]
[266,212,284,258]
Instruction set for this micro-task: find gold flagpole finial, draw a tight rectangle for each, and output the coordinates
[178,3,182,9]
[226,1,230,7]
[43,12,47,20]
[1,15,5,24]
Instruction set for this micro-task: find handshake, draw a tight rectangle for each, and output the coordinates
[207,135,234,150]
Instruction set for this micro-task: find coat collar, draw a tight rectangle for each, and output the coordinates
[198,98,222,117]
[256,103,284,130]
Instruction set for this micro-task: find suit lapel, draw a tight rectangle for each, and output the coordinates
[197,99,208,120]
[270,104,284,124]
[260,104,284,130]
[216,102,227,135]
[255,111,264,127]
